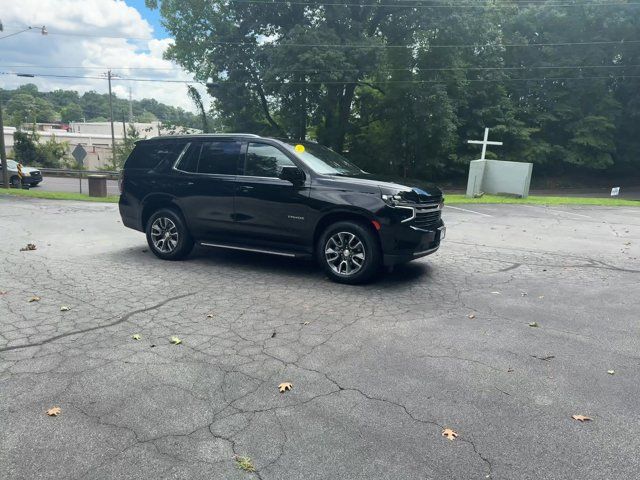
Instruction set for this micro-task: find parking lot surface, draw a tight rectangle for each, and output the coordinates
[1,197,639,479]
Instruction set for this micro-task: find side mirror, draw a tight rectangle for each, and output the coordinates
[279,165,305,184]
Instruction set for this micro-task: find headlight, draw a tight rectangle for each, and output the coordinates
[381,194,402,206]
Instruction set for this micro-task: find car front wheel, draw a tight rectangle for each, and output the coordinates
[317,220,381,284]
[145,208,194,260]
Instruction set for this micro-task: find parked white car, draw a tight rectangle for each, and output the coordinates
[1,159,43,187]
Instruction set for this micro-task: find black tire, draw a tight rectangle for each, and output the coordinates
[10,176,21,188]
[145,208,194,260]
[317,220,381,284]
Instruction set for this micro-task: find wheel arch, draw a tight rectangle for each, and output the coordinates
[140,194,183,230]
[312,208,381,252]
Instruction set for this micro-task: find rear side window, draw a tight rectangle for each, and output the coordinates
[175,143,201,173]
[197,141,241,175]
[124,142,184,170]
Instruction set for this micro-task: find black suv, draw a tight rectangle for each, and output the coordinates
[119,134,445,284]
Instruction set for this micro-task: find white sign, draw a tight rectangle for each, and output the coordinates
[468,128,503,161]
[611,187,620,197]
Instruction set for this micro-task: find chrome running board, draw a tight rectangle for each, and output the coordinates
[200,242,298,258]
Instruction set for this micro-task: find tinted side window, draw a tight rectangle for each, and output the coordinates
[198,141,240,175]
[176,143,200,172]
[124,142,184,170]
[244,143,295,178]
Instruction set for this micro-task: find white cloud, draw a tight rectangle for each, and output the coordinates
[0,0,207,112]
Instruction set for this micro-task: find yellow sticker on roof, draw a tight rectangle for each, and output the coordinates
[294,144,305,153]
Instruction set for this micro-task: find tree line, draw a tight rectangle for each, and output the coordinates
[148,0,640,181]
[0,84,202,130]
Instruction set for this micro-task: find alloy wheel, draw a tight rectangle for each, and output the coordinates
[324,231,366,276]
[150,217,179,253]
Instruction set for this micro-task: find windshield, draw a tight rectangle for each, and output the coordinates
[4,160,17,169]
[284,142,363,176]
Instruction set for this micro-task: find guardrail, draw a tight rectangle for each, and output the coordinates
[39,168,120,180]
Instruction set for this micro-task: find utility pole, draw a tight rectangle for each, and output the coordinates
[128,87,133,122]
[107,70,116,166]
[0,100,8,189]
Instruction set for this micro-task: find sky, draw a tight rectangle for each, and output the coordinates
[0,0,206,113]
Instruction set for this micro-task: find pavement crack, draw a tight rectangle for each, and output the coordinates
[0,293,194,353]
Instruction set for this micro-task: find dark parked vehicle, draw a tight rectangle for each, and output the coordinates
[2,159,43,187]
[119,134,445,283]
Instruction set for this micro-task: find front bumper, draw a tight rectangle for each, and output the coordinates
[377,202,445,266]
[382,224,445,266]
[21,174,42,185]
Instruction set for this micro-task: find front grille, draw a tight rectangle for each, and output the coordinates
[412,205,442,229]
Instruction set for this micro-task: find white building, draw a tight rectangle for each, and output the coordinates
[3,122,200,170]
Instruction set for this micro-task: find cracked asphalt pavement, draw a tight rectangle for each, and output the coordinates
[1,197,639,479]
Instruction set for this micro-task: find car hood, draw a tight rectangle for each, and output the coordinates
[22,166,40,173]
[325,172,443,202]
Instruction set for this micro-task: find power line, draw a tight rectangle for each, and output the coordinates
[2,25,639,49]
[3,63,640,73]
[3,71,639,85]
[226,0,640,8]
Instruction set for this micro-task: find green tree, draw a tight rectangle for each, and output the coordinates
[13,131,39,164]
[6,93,36,127]
[36,136,69,168]
[60,103,84,123]
[13,131,68,168]
[108,124,141,170]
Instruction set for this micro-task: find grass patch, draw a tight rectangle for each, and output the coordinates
[446,194,639,207]
[234,455,256,473]
[0,188,119,203]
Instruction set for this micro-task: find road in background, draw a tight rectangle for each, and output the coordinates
[35,176,120,196]
[33,175,640,200]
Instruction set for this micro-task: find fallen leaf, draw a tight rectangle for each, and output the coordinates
[468,314,476,319]
[271,331,276,338]
[572,414,592,422]
[132,334,141,340]
[46,407,61,416]
[60,305,71,311]
[442,428,458,440]
[206,313,214,318]
[29,296,41,302]
[607,370,615,375]
[20,243,37,252]
[170,336,182,345]
[507,367,514,373]
[278,382,293,393]
[528,322,539,328]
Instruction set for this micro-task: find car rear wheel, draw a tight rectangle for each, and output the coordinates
[10,176,21,188]
[145,208,194,260]
[317,221,381,284]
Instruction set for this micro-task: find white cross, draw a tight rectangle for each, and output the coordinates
[467,128,503,161]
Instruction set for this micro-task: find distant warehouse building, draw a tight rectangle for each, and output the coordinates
[2,121,200,170]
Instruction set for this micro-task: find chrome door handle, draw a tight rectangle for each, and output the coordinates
[239,185,254,193]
